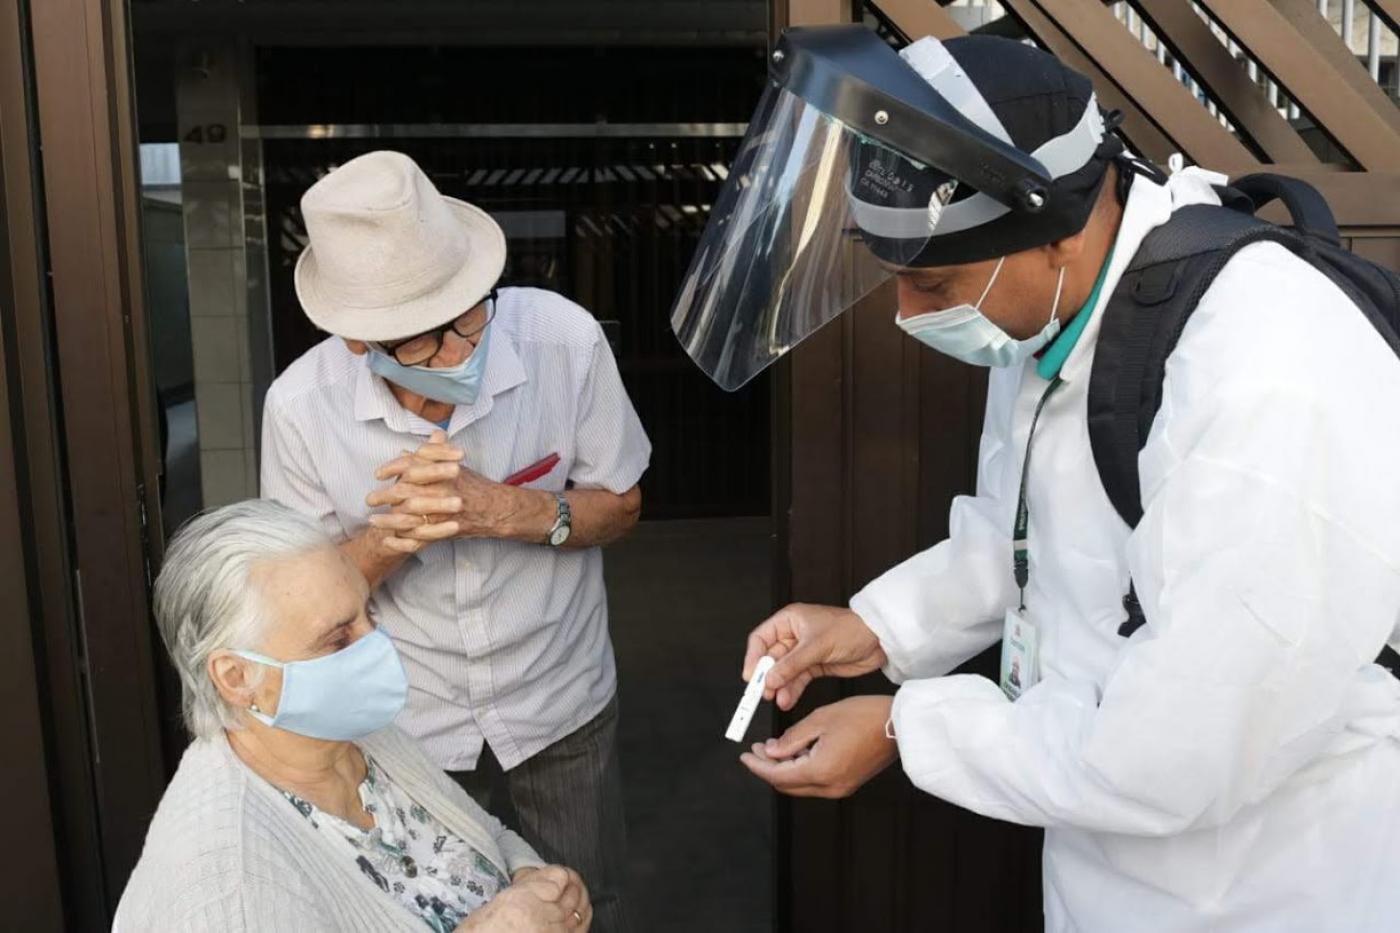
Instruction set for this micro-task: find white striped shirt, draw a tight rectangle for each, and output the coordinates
[260,287,651,770]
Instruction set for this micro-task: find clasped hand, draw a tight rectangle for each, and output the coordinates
[455,865,591,931]
[365,429,527,553]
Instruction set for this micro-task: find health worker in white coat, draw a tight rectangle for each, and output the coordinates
[668,27,1400,933]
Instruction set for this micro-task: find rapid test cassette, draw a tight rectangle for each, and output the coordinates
[725,655,775,743]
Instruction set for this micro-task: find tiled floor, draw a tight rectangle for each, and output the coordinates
[606,517,776,933]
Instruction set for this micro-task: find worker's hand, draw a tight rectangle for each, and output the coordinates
[743,604,887,710]
[739,695,897,798]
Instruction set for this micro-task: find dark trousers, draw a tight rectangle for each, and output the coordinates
[449,695,633,933]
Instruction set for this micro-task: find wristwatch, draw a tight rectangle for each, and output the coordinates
[546,492,572,547]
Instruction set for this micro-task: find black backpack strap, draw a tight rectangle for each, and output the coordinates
[1087,205,1302,530]
[1089,176,1347,532]
[1088,184,1400,670]
[1088,205,1309,637]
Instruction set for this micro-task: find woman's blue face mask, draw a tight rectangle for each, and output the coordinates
[235,627,408,741]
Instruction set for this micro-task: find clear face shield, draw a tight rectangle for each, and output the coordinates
[669,84,959,391]
[669,25,1053,392]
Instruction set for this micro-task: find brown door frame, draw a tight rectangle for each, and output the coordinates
[768,4,856,932]
[2,0,168,923]
[29,0,168,904]
[0,3,66,926]
[0,1,112,928]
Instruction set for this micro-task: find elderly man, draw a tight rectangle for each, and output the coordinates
[260,150,649,932]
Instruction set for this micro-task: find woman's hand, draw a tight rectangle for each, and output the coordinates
[455,865,592,931]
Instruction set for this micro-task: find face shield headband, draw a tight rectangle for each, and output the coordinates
[849,37,1118,268]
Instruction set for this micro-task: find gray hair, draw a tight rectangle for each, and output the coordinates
[153,499,334,738]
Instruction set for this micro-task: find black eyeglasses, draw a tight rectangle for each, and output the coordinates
[374,290,497,366]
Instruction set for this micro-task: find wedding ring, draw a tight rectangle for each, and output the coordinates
[572,910,583,923]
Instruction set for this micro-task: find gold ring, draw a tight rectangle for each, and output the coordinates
[572,910,583,923]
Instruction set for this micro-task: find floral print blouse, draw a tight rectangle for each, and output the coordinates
[281,755,510,932]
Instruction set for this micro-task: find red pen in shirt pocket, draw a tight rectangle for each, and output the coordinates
[503,453,561,487]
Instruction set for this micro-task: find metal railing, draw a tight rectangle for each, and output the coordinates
[897,0,1398,158]
[1121,1,1399,119]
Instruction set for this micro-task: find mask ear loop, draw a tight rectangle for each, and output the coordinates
[1048,266,1067,325]
[975,257,1007,310]
[230,650,281,724]
[233,649,284,669]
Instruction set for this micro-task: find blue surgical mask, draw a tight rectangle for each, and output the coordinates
[896,258,1066,368]
[235,628,408,741]
[367,321,493,406]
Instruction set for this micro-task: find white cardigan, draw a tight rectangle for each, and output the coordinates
[114,726,543,931]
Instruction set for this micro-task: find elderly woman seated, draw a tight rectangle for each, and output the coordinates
[116,499,592,932]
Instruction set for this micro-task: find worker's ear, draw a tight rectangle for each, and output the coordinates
[1044,226,1089,271]
[343,338,369,356]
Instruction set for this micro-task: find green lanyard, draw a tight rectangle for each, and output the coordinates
[1013,377,1063,612]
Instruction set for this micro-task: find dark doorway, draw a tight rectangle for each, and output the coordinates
[257,46,771,520]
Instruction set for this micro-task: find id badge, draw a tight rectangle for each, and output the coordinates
[1000,608,1040,700]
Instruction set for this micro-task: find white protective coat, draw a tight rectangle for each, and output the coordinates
[851,169,1400,932]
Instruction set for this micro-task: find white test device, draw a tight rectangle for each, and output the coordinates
[725,655,776,743]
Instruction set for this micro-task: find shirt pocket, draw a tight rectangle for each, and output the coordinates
[494,402,575,492]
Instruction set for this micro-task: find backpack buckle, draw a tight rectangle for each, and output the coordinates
[1117,587,1147,638]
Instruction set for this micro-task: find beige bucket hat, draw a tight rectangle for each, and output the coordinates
[294,150,506,342]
